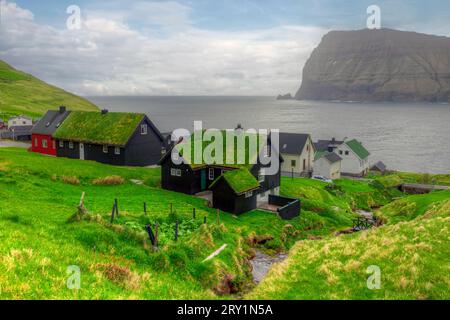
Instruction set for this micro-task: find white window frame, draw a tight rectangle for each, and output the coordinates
[208,168,214,180]
[170,168,182,177]
[141,124,148,135]
[103,145,108,154]
[42,139,48,148]
[245,191,253,198]
[52,140,56,150]
[59,140,64,148]
[69,141,74,149]
[114,147,121,155]
[34,138,38,147]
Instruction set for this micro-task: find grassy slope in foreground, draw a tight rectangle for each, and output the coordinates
[0,148,357,299]
[248,190,450,299]
[0,60,98,119]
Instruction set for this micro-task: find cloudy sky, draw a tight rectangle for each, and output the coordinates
[1,0,450,96]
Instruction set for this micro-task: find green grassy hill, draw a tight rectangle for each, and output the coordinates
[0,148,447,299]
[0,60,98,119]
[247,190,450,300]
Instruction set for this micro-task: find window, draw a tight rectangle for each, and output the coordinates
[103,145,108,154]
[13,121,17,125]
[114,147,121,155]
[141,124,148,135]
[339,150,343,155]
[69,142,74,149]
[42,139,48,148]
[208,168,214,180]
[245,191,253,198]
[291,159,296,167]
[22,121,26,125]
[59,140,64,148]
[170,168,182,177]
[34,138,38,147]
[52,141,56,149]
[345,151,349,155]
[303,159,306,170]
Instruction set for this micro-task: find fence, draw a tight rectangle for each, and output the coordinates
[268,195,301,220]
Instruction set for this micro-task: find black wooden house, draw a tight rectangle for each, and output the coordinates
[159,130,284,214]
[53,110,165,166]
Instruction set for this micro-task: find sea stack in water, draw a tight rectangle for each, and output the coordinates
[295,29,450,102]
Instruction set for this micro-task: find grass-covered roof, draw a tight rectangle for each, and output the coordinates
[54,111,145,146]
[346,139,370,160]
[210,168,260,194]
[176,130,267,170]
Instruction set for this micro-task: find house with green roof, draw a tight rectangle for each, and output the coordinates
[314,137,371,177]
[159,128,285,214]
[53,109,165,166]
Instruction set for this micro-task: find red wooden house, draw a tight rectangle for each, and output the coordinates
[31,106,71,156]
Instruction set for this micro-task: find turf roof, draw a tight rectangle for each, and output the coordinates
[53,111,145,146]
[210,168,260,195]
[176,130,267,170]
[345,139,370,160]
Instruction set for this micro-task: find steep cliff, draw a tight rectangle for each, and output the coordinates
[295,29,450,102]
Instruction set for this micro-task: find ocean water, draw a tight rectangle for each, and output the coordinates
[87,96,450,174]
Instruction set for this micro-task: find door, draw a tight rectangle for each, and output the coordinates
[79,143,85,160]
[201,169,206,191]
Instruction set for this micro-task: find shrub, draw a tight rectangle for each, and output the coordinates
[92,175,124,185]
[61,175,80,185]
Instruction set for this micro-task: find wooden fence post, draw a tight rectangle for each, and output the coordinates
[174,219,179,241]
[114,199,119,217]
[154,223,159,248]
[110,201,116,224]
[144,224,156,247]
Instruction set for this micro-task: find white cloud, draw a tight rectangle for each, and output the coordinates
[0,0,328,96]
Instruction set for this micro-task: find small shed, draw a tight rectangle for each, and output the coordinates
[371,161,387,174]
[313,151,342,180]
[209,169,260,214]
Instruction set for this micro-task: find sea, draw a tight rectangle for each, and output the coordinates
[86,96,450,174]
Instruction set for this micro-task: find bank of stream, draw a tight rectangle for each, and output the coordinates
[250,250,287,284]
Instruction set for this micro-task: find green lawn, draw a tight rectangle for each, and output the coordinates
[1,148,446,299]
[248,191,450,300]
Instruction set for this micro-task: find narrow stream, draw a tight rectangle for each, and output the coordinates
[251,250,287,284]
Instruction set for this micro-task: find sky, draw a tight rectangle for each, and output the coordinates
[1,0,450,96]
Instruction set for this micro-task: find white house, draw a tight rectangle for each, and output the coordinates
[313,151,342,180]
[8,116,33,128]
[314,138,370,177]
[279,133,315,177]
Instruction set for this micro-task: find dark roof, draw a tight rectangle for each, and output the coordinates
[371,161,387,171]
[324,152,342,164]
[314,139,344,152]
[31,109,71,135]
[279,133,311,154]
[315,151,342,164]
[8,125,33,135]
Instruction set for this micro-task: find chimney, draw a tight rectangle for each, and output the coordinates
[235,123,243,134]
[59,106,66,113]
[101,109,109,115]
